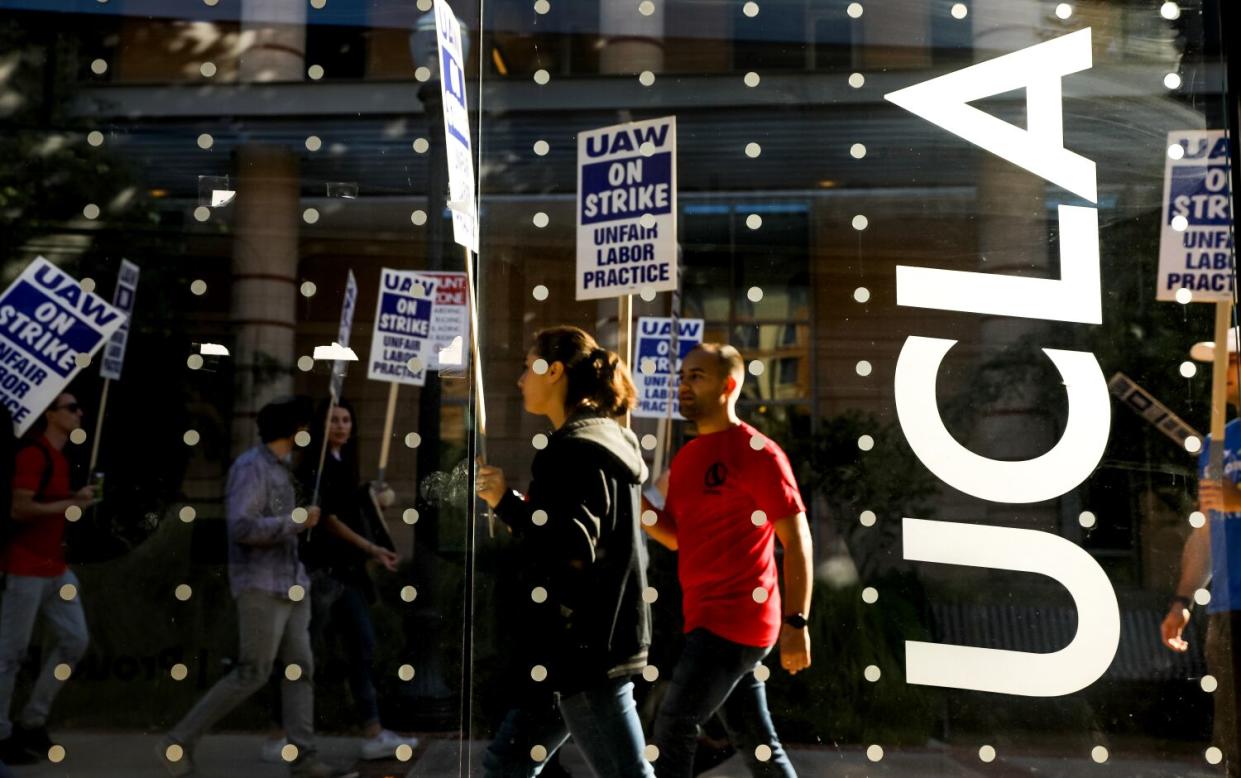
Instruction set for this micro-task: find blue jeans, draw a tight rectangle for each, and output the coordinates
[652,629,796,778]
[484,677,654,778]
[309,573,380,727]
[0,571,90,740]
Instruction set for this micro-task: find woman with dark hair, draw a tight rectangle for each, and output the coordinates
[477,326,654,778]
[262,398,416,762]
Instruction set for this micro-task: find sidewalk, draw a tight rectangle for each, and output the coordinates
[4,733,1224,777]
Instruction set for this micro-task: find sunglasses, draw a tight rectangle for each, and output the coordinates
[53,403,82,413]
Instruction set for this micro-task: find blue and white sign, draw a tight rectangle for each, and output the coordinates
[0,257,126,434]
[1157,130,1234,302]
[576,116,678,301]
[330,270,358,399]
[367,269,438,387]
[632,316,703,419]
[99,258,139,382]
[434,0,478,254]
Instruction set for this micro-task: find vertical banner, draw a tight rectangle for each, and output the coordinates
[420,270,470,370]
[366,269,439,387]
[1157,130,1234,301]
[576,116,678,300]
[99,258,139,381]
[632,316,703,419]
[330,270,359,399]
[434,0,479,253]
[0,257,126,434]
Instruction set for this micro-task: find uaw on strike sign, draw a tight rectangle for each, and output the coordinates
[0,257,125,434]
[576,116,677,301]
[633,316,703,419]
[367,269,438,387]
[1157,130,1234,301]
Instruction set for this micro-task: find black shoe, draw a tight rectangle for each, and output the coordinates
[14,723,52,753]
[0,736,39,765]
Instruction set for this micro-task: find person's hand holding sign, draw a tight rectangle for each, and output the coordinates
[476,462,507,509]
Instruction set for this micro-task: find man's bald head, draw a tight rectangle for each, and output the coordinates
[691,343,744,390]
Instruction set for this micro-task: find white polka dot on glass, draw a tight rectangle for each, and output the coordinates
[532,510,548,526]
[531,587,548,604]
[171,663,189,681]
[1185,436,1201,454]
[292,508,309,524]
[407,357,422,373]
[180,506,196,523]
[165,744,185,763]
[405,432,421,449]
[83,203,100,220]
[60,584,78,601]
[294,431,311,447]
[533,212,549,228]
[1161,2,1180,20]
[534,0,550,13]
[187,354,204,371]
[1172,215,1189,232]
[282,744,299,763]
[1195,588,1211,606]
[751,510,767,526]
[852,214,869,231]
[639,287,657,302]
[532,433,549,450]
[1180,361,1197,378]
[862,586,878,604]
[197,133,213,150]
[1190,511,1206,528]
[641,434,657,451]
[410,210,428,227]
[534,69,550,85]
[866,745,883,762]
[415,0,431,9]
[638,0,654,15]
[745,142,762,158]
[64,505,81,522]
[307,64,325,80]
[297,356,314,372]
[856,360,872,377]
[642,665,659,682]
[853,286,870,303]
[413,138,429,154]
[305,135,322,152]
[191,279,208,295]
[48,746,65,763]
[532,358,549,375]
[399,664,416,681]
[1207,746,1223,765]
[415,66,432,82]
[749,435,766,451]
[746,214,762,230]
[285,664,302,681]
[90,58,108,75]
[857,434,874,451]
[744,72,760,87]
[1164,73,1182,90]
[303,207,319,224]
[79,277,96,293]
[950,2,967,19]
[642,587,659,603]
[1078,511,1096,529]
[401,586,418,602]
[748,360,764,377]
[300,280,317,297]
[1091,746,1108,764]
[754,664,771,682]
[850,143,866,159]
[530,665,548,682]
[1054,3,1072,19]
[864,664,881,682]
[755,745,772,762]
[644,744,660,762]
[747,286,764,302]
[396,744,414,762]
[640,141,656,157]
[848,72,865,88]
[54,663,72,681]
[200,62,217,78]
[1175,287,1192,304]
[183,430,200,446]
[742,1,759,16]
[69,428,87,445]
[859,510,876,527]
[310,0,326,8]
[847,2,863,18]
[403,509,419,525]
[533,140,549,156]
[641,510,658,526]
[87,130,104,147]
[641,358,658,375]
[530,745,548,762]
[639,70,655,86]
[752,587,769,604]
[1202,674,1219,693]
[979,745,996,763]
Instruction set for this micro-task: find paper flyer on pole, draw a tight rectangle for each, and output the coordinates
[366,269,439,387]
[420,270,470,371]
[434,0,479,254]
[329,270,358,399]
[0,257,127,434]
[99,258,139,381]
[576,116,678,301]
[633,316,703,419]
[1156,129,1234,301]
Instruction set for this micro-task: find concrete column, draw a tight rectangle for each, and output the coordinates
[229,0,306,454]
[598,1,664,74]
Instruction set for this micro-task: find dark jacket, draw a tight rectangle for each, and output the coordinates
[495,412,652,696]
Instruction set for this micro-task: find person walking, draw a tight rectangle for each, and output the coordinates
[643,344,812,778]
[477,325,654,778]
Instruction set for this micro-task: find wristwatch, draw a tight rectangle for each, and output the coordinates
[783,612,808,629]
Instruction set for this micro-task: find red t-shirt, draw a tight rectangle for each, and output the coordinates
[664,422,806,648]
[2,437,71,577]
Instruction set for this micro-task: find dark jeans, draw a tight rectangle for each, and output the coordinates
[309,572,380,727]
[1208,612,1241,777]
[484,677,654,778]
[652,629,796,778]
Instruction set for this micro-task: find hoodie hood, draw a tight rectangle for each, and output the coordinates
[554,413,648,484]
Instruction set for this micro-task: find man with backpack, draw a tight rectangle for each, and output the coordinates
[0,394,96,764]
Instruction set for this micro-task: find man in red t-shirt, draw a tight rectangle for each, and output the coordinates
[0,393,95,765]
[644,344,812,778]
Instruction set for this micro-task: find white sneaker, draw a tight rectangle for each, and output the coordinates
[260,736,289,763]
[359,729,420,760]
